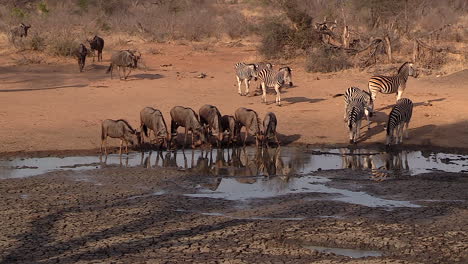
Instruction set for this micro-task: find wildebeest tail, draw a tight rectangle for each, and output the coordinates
[106,63,113,74]
[141,124,148,137]
[101,123,106,140]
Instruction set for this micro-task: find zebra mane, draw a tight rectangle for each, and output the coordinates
[397,62,410,74]
[116,119,136,133]
[279,66,291,73]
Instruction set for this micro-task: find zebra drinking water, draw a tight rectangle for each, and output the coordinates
[336,87,374,129]
[386,98,413,146]
[346,99,365,144]
[257,66,293,106]
[235,62,258,96]
[368,62,418,102]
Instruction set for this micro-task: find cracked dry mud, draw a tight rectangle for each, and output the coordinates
[0,158,467,264]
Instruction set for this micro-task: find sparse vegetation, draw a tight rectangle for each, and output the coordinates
[306,47,352,73]
[0,0,466,72]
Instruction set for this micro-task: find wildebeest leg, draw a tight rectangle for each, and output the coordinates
[243,129,248,147]
[119,139,123,155]
[125,68,132,80]
[117,66,121,79]
[184,127,188,148]
[125,140,129,154]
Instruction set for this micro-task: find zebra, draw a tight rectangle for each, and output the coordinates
[337,87,374,129]
[346,99,365,144]
[235,62,258,96]
[386,98,413,145]
[368,62,418,102]
[257,66,293,106]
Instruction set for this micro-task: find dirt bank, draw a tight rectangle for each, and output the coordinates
[1,42,468,154]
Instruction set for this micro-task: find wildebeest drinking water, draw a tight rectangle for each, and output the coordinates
[140,107,170,148]
[170,106,207,148]
[221,115,237,145]
[199,104,223,147]
[234,107,264,147]
[101,119,141,155]
[87,35,104,62]
[106,50,141,80]
[263,112,280,146]
[75,44,88,72]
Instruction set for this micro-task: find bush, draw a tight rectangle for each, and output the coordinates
[28,33,45,51]
[48,34,79,57]
[306,47,353,73]
[259,20,293,59]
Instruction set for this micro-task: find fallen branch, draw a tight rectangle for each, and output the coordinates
[416,38,468,55]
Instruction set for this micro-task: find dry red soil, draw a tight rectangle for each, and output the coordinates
[1,42,468,154]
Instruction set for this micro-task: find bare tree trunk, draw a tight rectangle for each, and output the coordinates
[412,39,419,62]
[384,35,392,63]
[342,26,350,48]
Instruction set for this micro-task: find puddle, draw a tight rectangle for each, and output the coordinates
[1,147,467,179]
[175,209,306,221]
[303,245,383,258]
[184,175,421,208]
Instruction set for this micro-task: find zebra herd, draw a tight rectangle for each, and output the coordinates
[341,62,417,145]
[235,62,293,106]
[100,105,280,155]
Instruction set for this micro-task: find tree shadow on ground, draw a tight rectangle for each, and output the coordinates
[283,97,326,105]
[376,98,446,111]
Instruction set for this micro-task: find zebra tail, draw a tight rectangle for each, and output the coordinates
[333,93,344,98]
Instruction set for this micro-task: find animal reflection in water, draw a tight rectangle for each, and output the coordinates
[140,147,293,176]
[340,148,410,181]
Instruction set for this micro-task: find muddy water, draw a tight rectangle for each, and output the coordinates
[1,147,467,179]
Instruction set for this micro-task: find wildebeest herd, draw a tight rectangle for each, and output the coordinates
[100,105,280,155]
[12,24,419,153]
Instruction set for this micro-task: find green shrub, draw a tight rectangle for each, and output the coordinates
[11,7,26,18]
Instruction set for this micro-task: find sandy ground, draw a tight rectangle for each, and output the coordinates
[1,41,468,155]
[0,163,466,263]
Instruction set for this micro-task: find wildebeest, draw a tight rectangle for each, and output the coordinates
[221,115,237,145]
[9,23,31,44]
[263,112,280,146]
[101,119,141,155]
[199,104,223,147]
[234,107,264,147]
[140,107,170,148]
[75,43,88,72]
[170,106,207,148]
[106,49,141,80]
[87,35,104,62]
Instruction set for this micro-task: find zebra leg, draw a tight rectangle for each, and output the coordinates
[245,79,250,95]
[404,121,410,138]
[261,82,267,104]
[397,90,403,101]
[237,76,242,95]
[274,85,281,106]
[356,120,362,142]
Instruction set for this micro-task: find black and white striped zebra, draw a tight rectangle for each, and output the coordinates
[368,62,418,102]
[346,99,365,143]
[386,98,413,145]
[342,87,374,129]
[257,66,293,106]
[235,62,258,96]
